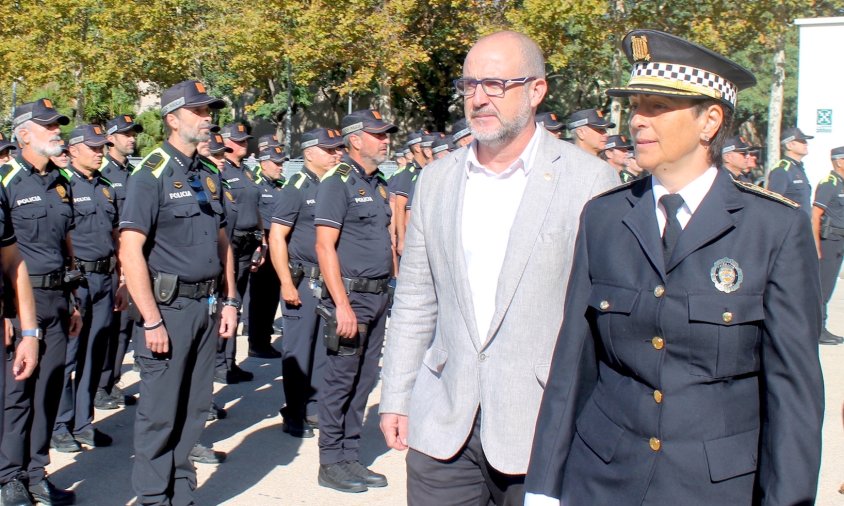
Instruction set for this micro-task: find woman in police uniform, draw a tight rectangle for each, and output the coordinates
[525,30,823,506]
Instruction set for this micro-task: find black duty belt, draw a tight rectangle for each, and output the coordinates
[178,279,217,299]
[76,256,115,275]
[30,270,64,290]
[829,226,844,237]
[231,228,262,250]
[342,276,390,294]
[290,261,320,286]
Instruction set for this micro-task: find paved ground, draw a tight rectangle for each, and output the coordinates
[46,289,844,505]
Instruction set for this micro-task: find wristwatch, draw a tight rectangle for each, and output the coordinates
[221,298,241,310]
[21,329,43,340]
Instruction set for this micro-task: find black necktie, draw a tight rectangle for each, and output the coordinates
[660,193,685,266]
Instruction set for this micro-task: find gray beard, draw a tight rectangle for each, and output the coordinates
[470,100,532,147]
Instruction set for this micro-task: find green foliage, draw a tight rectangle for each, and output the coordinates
[135,110,164,157]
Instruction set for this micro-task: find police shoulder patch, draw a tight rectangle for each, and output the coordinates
[59,168,73,181]
[291,172,307,189]
[133,148,170,178]
[822,173,837,185]
[773,159,792,172]
[0,160,22,187]
[732,179,799,208]
[335,163,352,177]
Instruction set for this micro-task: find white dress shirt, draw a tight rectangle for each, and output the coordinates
[462,126,541,342]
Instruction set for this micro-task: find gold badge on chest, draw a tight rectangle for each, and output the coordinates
[711,257,743,293]
[378,186,387,199]
[205,176,216,194]
[102,187,112,201]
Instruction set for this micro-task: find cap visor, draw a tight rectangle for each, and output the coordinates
[117,124,144,134]
[319,140,345,149]
[186,96,226,110]
[84,139,114,147]
[0,143,16,151]
[607,85,709,101]
[364,123,398,134]
[231,135,253,142]
[32,114,70,126]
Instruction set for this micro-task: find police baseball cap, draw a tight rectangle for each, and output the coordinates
[406,130,427,146]
[106,115,143,135]
[831,146,844,160]
[781,127,813,144]
[160,80,225,116]
[607,29,756,111]
[566,109,615,130]
[221,123,252,141]
[450,118,471,142]
[340,109,397,136]
[602,135,632,151]
[13,99,70,128]
[68,124,113,148]
[722,135,750,154]
[536,112,565,132]
[0,132,16,152]
[421,132,443,148]
[301,128,343,149]
[258,134,280,150]
[207,133,232,154]
[259,146,289,163]
[432,136,452,154]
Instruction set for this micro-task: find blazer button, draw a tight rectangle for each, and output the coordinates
[651,336,664,350]
[653,390,663,404]
[599,300,610,310]
[653,285,665,298]
[722,311,733,323]
[479,353,487,361]
[649,437,661,451]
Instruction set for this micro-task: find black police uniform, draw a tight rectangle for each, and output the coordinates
[0,184,16,436]
[121,141,225,505]
[248,168,283,354]
[274,168,327,425]
[220,158,262,365]
[389,160,422,200]
[767,155,811,215]
[314,155,392,466]
[54,167,118,439]
[814,170,844,327]
[0,155,74,489]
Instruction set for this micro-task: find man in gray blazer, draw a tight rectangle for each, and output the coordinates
[379,31,618,505]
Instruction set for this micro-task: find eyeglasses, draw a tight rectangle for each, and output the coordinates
[453,77,537,98]
[186,174,209,206]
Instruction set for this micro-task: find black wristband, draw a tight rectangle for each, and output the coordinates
[143,318,164,330]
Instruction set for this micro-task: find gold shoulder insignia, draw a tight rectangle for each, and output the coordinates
[732,179,799,208]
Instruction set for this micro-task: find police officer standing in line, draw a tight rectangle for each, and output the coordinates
[0,133,17,164]
[567,108,613,156]
[50,140,70,169]
[271,128,342,439]
[0,160,40,506]
[450,118,474,148]
[721,135,754,183]
[247,145,287,364]
[430,136,452,160]
[199,132,232,171]
[600,134,640,183]
[390,131,427,257]
[119,80,238,506]
[0,99,82,506]
[99,114,143,408]
[767,127,813,214]
[813,146,844,345]
[52,125,121,453]
[536,111,565,139]
[314,109,395,492]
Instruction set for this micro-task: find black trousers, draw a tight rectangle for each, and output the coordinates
[248,246,280,351]
[56,272,114,435]
[406,414,525,506]
[820,237,844,325]
[318,291,388,465]
[216,241,252,373]
[0,288,69,485]
[102,307,133,390]
[132,296,217,506]
[280,267,326,422]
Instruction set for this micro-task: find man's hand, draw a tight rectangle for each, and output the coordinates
[68,308,83,338]
[218,305,238,338]
[380,413,409,451]
[114,282,129,311]
[281,282,301,306]
[145,325,169,354]
[335,303,358,338]
[13,337,39,380]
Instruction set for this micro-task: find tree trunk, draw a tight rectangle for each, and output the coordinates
[765,43,786,183]
[75,66,85,125]
[284,60,293,152]
[608,47,624,136]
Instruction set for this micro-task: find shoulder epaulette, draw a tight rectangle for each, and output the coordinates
[199,158,219,174]
[821,172,837,185]
[772,159,792,172]
[592,178,639,200]
[323,163,352,182]
[290,172,307,189]
[392,166,406,177]
[376,173,388,185]
[99,157,110,171]
[1,159,24,187]
[132,148,169,178]
[99,175,114,187]
[732,179,799,208]
[59,168,73,181]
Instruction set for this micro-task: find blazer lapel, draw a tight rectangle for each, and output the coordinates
[666,170,743,273]
[622,178,667,281]
[485,131,561,343]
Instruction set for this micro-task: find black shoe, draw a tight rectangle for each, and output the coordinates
[281,419,314,439]
[248,346,281,359]
[74,428,112,448]
[213,370,239,385]
[822,328,844,343]
[50,432,81,453]
[208,402,228,421]
[318,463,367,493]
[109,385,136,406]
[345,460,388,488]
[189,443,226,464]
[305,415,319,430]
[93,388,119,410]
[819,331,841,345]
[28,479,75,506]
[240,323,249,336]
[1,479,33,506]
[231,364,254,382]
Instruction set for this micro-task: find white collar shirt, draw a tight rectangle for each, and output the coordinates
[652,165,718,235]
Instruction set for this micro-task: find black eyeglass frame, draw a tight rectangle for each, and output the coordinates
[453,76,538,98]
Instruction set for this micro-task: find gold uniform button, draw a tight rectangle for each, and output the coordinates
[722,311,733,323]
[649,437,661,451]
[653,390,663,403]
[651,336,664,350]
[599,300,610,310]
[653,285,665,298]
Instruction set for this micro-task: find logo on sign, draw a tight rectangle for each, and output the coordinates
[818,109,832,133]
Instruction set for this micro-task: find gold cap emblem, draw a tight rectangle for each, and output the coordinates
[631,35,651,62]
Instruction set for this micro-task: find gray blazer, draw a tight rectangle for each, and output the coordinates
[380,128,618,474]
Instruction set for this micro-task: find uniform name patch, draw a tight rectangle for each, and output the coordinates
[74,196,92,203]
[169,191,192,199]
[354,197,373,203]
[16,196,42,206]
[305,199,316,205]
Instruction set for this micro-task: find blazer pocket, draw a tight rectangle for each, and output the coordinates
[575,399,624,464]
[703,428,759,482]
[688,294,764,378]
[534,364,551,389]
[422,347,448,375]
